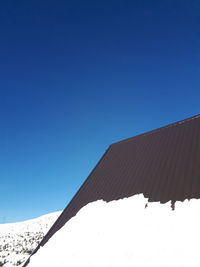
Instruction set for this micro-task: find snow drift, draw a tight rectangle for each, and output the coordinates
[28,194,200,267]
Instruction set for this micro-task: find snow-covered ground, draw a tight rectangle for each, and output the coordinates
[0,211,61,267]
[27,194,200,267]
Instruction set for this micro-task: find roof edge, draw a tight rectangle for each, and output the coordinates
[111,114,200,146]
[22,145,113,267]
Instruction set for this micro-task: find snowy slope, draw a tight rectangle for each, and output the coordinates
[27,194,200,267]
[0,211,61,267]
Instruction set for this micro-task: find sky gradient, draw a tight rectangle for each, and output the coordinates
[0,0,199,222]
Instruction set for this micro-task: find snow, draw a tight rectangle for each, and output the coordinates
[27,194,200,267]
[0,211,61,267]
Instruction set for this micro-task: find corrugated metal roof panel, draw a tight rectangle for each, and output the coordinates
[23,114,200,266]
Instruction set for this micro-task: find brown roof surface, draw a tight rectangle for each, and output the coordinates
[23,114,200,266]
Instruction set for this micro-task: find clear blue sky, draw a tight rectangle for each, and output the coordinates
[0,0,199,223]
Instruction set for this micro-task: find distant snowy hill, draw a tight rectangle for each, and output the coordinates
[0,211,61,267]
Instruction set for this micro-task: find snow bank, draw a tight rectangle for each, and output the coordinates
[28,194,200,267]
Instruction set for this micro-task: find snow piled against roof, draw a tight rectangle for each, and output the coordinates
[28,194,200,267]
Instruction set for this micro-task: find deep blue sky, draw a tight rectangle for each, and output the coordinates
[0,0,199,222]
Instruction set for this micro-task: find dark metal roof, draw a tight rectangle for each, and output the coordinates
[23,114,200,266]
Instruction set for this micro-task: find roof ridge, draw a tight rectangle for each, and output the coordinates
[112,114,200,145]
